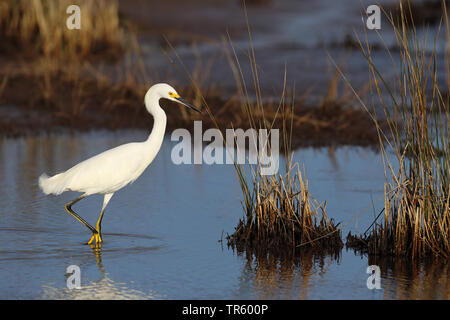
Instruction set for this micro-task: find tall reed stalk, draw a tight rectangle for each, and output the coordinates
[223,7,343,256]
[346,1,449,259]
[164,3,344,257]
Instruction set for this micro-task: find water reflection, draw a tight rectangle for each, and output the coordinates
[369,256,450,300]
[236,249,342,299]
[42,249,160,300]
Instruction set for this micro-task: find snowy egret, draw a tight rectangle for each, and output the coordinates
[39,83,201,246]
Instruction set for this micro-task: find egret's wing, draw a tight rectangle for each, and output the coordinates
[63,142,145,194]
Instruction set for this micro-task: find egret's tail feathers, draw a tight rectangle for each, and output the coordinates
[39,173,67,195]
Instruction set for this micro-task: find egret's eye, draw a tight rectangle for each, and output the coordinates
[168,91,179,98]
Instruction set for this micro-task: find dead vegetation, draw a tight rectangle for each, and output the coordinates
[344,1,449,260]
[0,0,123,60]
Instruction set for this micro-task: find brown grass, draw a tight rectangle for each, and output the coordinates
[344,1,449,260]
[0,0,123,59]
[219,10,343,258]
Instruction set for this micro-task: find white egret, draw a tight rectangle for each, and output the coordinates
[39,83,201,246]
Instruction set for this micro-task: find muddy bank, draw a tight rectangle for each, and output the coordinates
[0,71,386,148]
[0,0,395,147]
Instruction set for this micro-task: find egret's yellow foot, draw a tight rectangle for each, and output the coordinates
[87,232,102,246]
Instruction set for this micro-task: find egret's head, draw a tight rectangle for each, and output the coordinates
[148,83,201,114]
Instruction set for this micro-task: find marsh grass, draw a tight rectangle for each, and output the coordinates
[345,1,449,259]
[0,0,123,59]
[163,5,344,257]
[220,9,343,257]
[227,158,344,257]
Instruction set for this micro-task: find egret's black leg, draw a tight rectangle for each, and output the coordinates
[64,195,97,235]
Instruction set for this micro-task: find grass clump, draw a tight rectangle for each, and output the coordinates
[345,1,449,259]
[227,160,343,257]
[220,13,343,257]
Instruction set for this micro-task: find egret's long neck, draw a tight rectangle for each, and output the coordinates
[144,91,167,160]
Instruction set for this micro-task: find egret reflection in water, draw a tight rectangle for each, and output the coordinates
[42,250,162,300]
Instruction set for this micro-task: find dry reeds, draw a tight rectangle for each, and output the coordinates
[345,1,449,259]
[227,160,343,256]
[0,0,123,59]
[222,9,343,257]
[225,86,343,256]
[161,5,344,257]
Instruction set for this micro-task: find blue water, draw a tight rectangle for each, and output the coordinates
[0,131,447,299]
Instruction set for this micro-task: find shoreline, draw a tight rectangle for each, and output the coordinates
[0,71,385,148]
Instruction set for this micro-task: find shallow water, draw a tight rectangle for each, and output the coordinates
[0,130,447,299]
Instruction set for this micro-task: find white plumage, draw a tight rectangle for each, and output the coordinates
[40,141,159,195]
[39,83,201,246]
